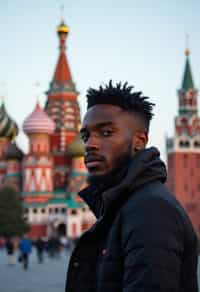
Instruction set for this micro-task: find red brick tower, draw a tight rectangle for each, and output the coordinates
[45,21,81,191]
[166,49,200,232]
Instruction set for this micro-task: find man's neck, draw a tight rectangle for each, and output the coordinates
[88,159,131,192]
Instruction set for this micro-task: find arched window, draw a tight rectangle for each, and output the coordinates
[185,141,190,147]
[194,141,200,148]
[179,141,184,147]
[179,140,190,148]
[71,209,77,215]
[61,208,66,214]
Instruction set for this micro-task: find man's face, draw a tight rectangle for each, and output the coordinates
[80,104,142,180]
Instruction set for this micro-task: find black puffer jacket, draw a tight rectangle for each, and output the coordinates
[65,147,198,292]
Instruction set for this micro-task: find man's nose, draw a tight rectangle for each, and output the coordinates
[85,134,100,151]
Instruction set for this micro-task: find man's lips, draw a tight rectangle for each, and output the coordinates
[84,155,105,168]
[85,161,102,168]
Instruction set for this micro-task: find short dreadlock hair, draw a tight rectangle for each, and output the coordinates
[86,80,155,132]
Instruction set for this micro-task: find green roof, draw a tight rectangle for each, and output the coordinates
[66,197,84,208]
[48,197,68,205]
[182,57,194,90]
[23,202,48,207]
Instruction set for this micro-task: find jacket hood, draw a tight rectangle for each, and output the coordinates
[79,147,167,218]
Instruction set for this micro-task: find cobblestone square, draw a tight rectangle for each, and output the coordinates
[1,249,200,292]
[0,249,70,292]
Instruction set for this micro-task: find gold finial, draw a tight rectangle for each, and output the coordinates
[57,4,69,34]
[185,33,190,56]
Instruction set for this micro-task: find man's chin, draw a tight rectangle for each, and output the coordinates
[87,172,107,185]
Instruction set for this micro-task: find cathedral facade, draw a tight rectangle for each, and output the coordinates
[166,49,200,234]
[0,20,95,239]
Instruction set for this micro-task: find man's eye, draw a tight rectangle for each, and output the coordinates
[102,130,112,137]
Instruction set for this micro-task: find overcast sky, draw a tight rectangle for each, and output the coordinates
[0,0,200,161]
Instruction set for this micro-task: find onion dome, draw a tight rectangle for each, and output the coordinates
[23,102,55,135]
[0,102,18,140]
[57,20,69,34]
[5,142,24,160]
[67,133,84,157]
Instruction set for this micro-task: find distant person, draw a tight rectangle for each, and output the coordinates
[5,238,15,266]
[47,236,58,258]
[19,235,32,270]
[35,237,45,263]
[65,81,198,292]
[60,236,68,249]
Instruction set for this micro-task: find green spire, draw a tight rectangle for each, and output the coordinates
[182,52,194,90]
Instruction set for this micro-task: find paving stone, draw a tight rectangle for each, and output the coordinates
[0,248,70,292]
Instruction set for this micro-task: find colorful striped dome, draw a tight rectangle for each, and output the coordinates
[0,103,18,140]
[23,102,55,135]
[5,142,24,160]
[67,133,84,157]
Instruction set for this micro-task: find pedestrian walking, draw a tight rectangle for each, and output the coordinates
[47,236,57,258]
[19,235,32,270]
[35,237,45,263]
[5,238,15,266]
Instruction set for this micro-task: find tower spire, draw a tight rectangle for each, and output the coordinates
[182,36,194,90]
[53,19,72,84]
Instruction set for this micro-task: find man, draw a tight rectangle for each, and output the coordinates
[65,81,198,292]
[5,237,15,266]
[35,237,45,263]
[19,235,32,270]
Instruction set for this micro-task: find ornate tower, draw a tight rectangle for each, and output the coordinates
[22,102,55,200]
[22,102,56,238]
[0,102,18,184]
[166,49,200,232]
[45,21,81,191]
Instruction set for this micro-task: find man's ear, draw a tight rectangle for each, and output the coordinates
[131,131,148,154]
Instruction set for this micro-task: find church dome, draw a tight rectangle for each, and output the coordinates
[23,102,55,135]
[57,21,69,34]
[5,142,24,160]
[0,103,18,140]
[67,133,84,157]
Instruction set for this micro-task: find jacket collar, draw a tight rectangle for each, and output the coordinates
[79,147,167,218]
